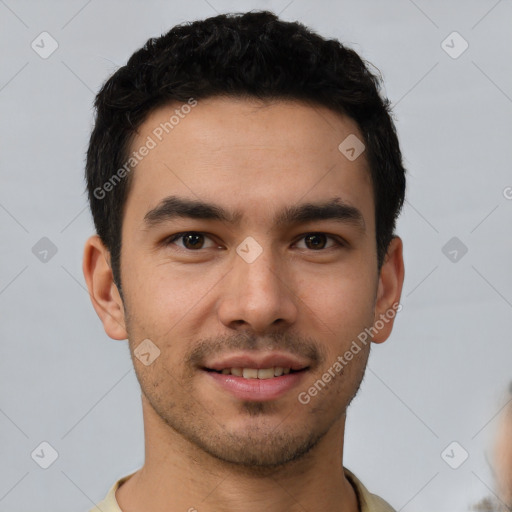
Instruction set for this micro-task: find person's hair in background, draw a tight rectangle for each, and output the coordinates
[471,382,512,512]
[85,10,406,300]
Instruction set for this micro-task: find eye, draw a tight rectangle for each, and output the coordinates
[165,232,219,251]
[163,231,345,252]
[295,233,345,251]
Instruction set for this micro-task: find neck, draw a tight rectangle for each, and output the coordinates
[116,396,359,512]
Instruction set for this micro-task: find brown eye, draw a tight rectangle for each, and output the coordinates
[296,233,342,251]
[304,233,327,250]
[182,233,204,249]
[166,232,216,250]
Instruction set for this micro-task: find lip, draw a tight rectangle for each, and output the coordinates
[205,369,308,401]
[201,351,311,402]
[203,351,310,372]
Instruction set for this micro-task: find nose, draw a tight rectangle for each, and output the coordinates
[217,243,299,334]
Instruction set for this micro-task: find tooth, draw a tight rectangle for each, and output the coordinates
[283,368,291,374]
[258,368,275,379]
[231,367,243,376]
[274,367,284,377]
[221,368,231,374]
[243,368,258,379]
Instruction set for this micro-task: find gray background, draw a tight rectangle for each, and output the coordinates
[1,1,511,511]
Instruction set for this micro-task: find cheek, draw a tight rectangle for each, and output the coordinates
[123,255,223,339]
[297,265,377,347]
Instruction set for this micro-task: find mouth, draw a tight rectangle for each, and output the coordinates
[204,367,308,379]
[201,354,311,401]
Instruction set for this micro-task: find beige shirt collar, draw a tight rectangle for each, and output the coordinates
[89,467,395,512]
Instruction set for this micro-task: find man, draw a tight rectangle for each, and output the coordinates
[83,10,405,512]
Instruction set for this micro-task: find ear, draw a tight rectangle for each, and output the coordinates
[372,236,405,344]
[82,234,128,340]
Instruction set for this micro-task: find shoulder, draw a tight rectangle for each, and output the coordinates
[87,472,137,512]
[344,467,396,512]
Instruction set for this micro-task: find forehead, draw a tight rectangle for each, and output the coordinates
[123,96,374,232]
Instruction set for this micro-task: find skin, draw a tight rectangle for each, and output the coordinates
[494,399,512,505]
[83,97,404,512]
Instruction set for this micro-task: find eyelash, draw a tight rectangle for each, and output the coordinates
[163,232,346,251]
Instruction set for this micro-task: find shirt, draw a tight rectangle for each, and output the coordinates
[88,466,396,512]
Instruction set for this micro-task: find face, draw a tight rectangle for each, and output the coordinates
[89,97,403,469]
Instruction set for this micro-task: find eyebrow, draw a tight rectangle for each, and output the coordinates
[143,195,366,233]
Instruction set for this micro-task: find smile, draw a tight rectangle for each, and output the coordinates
[204,367,309,401]
[206,367,300,379]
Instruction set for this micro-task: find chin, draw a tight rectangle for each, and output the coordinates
[191,420,328,472]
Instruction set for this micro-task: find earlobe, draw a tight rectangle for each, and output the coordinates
[82,235,128,340]
[372,236,405,344]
